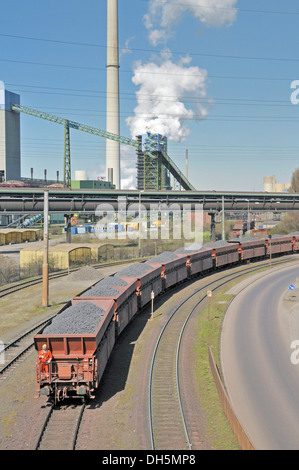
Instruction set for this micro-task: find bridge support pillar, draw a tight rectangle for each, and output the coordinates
[64,214,72,243]
[209,212,216,242]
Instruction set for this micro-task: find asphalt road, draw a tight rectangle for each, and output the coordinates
[221,262,299,450]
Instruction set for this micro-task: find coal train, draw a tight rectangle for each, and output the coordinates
[34,233,299,403]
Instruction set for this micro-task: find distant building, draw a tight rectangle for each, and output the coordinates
[232,220,255,238]
[71,180,115,190]
[263,175,291,193]
[0,81,21,182]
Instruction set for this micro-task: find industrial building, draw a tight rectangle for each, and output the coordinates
[71,170,114,190]
[0,81,21,182]
[136,134,171,190]
[263,175,291,193]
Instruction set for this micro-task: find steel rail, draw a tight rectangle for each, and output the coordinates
[0,256,146,298]
[34,405,54,450]
[35,402,86,450]
[0,317,56,376]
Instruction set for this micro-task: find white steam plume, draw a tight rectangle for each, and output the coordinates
[126,54,210,142]
[144,0,238,45]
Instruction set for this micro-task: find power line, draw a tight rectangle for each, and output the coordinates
[1,33,299,63]
[7,82,295,107]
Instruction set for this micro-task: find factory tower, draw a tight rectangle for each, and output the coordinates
[106,0,120,189]
[0,81,21,182]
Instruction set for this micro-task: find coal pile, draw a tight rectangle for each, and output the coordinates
[66,265,102,282]
[146,251,178,263]
[80,285,121,298]
[203,240,229,248]
[43,302,105,334]
[115,263,153,278]
[94,277,128,287]
[175,244,203,254]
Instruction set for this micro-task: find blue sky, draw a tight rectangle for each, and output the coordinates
[1,0,299,191]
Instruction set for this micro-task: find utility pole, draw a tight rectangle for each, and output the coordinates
[222,195,225,241]
[138,191,141,257]
[42,190,49,307]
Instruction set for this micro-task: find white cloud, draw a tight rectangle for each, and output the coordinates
[145,0,238,45]
[126,53,210,143]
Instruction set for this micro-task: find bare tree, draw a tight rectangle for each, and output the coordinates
[290,168,299,193]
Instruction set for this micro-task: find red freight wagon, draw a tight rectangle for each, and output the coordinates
[34,299,115,403]
[115,264,162,308]
[146,254,189,290]
[291,232,299,252]
[212,243,239,268]
[228,238,266,261]
[74,278,138,335]
[265,235,293,256]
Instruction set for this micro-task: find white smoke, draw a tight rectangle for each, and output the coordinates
[144,0,238,46]
[126,54,210,142]
[120,145,137,189]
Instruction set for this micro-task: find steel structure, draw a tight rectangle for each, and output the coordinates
[136,134,171,190]
[11,104,195,191]
[1,188,299,214]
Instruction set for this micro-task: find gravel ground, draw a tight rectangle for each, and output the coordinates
[75,280,213,450]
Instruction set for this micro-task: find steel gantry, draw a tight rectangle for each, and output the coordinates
[11,103,196,191]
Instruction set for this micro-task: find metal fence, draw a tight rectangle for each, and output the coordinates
[0,239,185,287]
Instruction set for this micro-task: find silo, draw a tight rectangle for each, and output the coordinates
[263,176,275,192]
[0,81,21,181]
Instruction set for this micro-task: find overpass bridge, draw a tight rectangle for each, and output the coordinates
[0,188,299,214]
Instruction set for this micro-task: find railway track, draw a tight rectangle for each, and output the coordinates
[148,257,296,450]
[0,257,145,380]
[0,257,145,298]
[0,318,55,381]
[1,255,295,450]
[35,402,85,450]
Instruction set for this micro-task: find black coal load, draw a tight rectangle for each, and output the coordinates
[175,244,203,254]
[43,302,105,334]
[80,285,121,298]
[146,251,178,263]
[114,262,153,278]
[94,277,128,287]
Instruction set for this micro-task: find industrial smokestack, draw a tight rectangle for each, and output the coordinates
[106,0,120,189]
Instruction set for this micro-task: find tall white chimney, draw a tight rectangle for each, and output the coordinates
[106,0,120,189]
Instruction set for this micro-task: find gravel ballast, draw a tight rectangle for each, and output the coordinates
[42,302,105,334]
